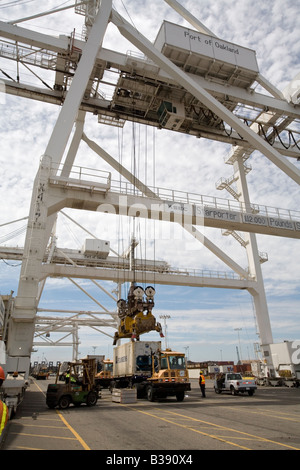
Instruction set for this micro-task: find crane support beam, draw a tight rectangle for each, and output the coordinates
[41,264,256,290]
[45,182,300,239]
[44,2,112,166]
[6,1,112,358]
[164,0,217,37]
[111,9,300,184]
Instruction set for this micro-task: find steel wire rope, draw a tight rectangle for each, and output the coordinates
[273,126,290,149]
[0,257,22,267]
[139,125,149,290]
[290,129,300,151]
[0,0,74,15]
[152,126,156,291]
[0,0,36,9]
[117,124,126,300]
[259,123,274,145]
[62,216,82,249]
[144,125,148,290]
[257,122,300,153]
[129,78,142,287]
[135,124,143,288]
[118,0,137,30]
[0,224,27,243]
[130,118,137,286]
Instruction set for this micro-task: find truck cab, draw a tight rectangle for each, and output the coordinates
[145,349,191,401]
[95,359,113,388]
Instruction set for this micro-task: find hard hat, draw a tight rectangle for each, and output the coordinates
[0,366,5,381]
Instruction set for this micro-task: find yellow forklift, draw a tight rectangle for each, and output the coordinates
[46,358,101,409]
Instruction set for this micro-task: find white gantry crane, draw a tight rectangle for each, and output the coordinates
[0,0,299,410]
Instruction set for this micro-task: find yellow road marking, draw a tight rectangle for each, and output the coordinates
[121,406,251,450]
[31,381,45,392]
[56,410,91,450]
[9,432,77,440]
[156,408,300,451]
[121,405,300,451]
[13,446,44,450]
[226,406,300,423]
[32,379,91,451]
[21,416,63,422]
[10,422,66,429]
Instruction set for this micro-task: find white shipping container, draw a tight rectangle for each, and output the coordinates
[208,365,220,374]
[113,341,161,377]
[220,365,234,373]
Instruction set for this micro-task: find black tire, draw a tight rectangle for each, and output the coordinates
[86,391,98,406]
[58,395,71,409]
[109,380,117,392]
[46,403,56,409]
[214,387,222,394]
[176,391,185,402]
[146,385,155,402]
[230,386,238,395]
[248,390,255,396]
[135,383,145,399]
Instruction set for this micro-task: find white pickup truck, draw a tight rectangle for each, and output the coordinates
[214,373,257,396]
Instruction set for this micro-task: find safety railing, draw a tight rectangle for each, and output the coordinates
[48,163,300,223]
[109,178,300,222]
[50,163,111,191]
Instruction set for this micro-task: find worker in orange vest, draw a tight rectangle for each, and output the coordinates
[0,366,9,440]
[199,370,206,398]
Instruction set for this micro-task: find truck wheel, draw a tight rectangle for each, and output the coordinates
[248,390,254,396]
[230,386,238,396]
[146,385,155,402]
[58,395,71,409]
[46,402,56,409]
[109,380,116,393]
[86,391,98,406]
[176,391,185,402]
[135,383,144,399]
[214,387,222,394]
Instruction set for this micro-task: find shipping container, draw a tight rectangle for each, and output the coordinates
[113,341,161,378]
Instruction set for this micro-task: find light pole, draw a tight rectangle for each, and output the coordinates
[159,315,171,349]
[184,346,190,362]
[234,328,242,363]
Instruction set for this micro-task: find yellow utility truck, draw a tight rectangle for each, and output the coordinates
[111,341,190,402]
[95,358,113,389]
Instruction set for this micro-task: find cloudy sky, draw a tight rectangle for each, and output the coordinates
[0,0,299,365]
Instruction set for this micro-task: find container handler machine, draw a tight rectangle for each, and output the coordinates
[111,275,190,401]
[111,341,191,401]
[143,347,191,401]
[46,358,101,409]
[113,283,164,345]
